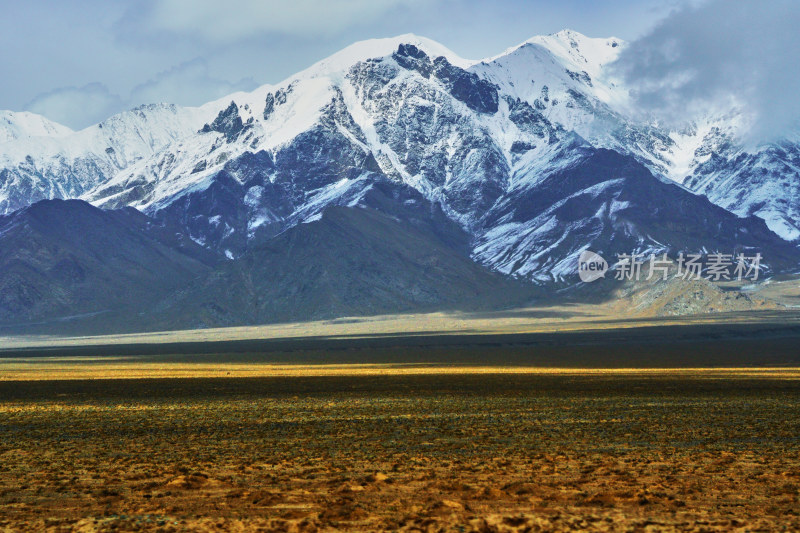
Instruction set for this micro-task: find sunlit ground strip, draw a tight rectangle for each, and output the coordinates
[1,363,800,381]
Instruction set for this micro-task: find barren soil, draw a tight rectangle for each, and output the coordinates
[1,366,799,531]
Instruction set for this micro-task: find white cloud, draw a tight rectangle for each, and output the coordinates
[141,0,439,42]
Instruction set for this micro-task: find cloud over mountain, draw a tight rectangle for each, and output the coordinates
[23,61,256,130]
[613,0,800,142]
[25,83,124,130]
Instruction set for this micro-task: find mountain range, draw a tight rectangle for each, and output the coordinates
[1,30,799,333]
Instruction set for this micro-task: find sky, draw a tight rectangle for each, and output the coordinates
[1,0,678,129]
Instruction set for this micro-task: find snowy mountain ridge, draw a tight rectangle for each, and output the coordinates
[1,30,798,283]
[0,103,216,213]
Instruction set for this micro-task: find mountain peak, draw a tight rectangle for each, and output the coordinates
[0,110,73,143]
[548,28,621,45]
[287,33,473,83]
[482,29,623,75]
[552,28,584,39]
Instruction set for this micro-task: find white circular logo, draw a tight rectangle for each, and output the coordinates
[578,250,608,282]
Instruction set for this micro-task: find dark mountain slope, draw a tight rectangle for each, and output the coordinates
[153,206,533,329]
[0,199,217,324]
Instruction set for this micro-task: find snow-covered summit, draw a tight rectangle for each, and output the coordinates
[526,30,624,74]
[296,33,473,79]
[0,111,73,143]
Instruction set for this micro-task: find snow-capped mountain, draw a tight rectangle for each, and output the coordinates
[2,31,799,284]
[0,104,215,214]
[0,111,73,143]
[683,135,800,242]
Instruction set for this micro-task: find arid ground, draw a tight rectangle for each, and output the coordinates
[2,319,800,531]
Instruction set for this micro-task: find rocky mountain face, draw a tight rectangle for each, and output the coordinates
[684,137,800,242]
[0,31,799,332]
[474,148,799,282]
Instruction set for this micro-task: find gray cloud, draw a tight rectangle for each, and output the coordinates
[23,61,256,130]
[25,83,124,130]
[130,59,257,108]
[612,0,800,143]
